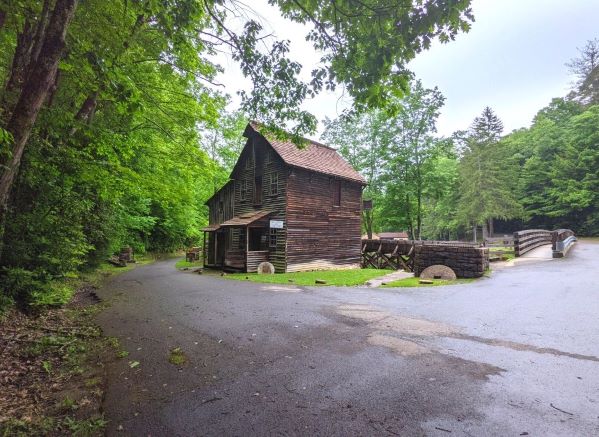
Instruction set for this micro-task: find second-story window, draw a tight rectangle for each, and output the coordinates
[332,180,341,206]
[239,180,247,201]
[254,175,262,205]
[270,172,278,196]
[265,150,272,164]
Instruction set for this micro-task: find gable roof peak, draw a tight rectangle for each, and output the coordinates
[243,122,366,184]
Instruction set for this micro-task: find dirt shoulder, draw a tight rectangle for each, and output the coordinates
[0,274,137,436]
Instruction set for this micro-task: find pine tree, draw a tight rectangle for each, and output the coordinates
[567,38,599,105]
[458,108,521,240]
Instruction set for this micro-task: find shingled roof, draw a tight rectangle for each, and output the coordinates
[244,122,366,184]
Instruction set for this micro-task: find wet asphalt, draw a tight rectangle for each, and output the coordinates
[95,240,599,436]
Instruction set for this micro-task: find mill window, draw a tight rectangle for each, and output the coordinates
[254,175,262,205]
[270,172,279,196]
[269,228,277,248]
[332,180,341,206]
[239,180,247,201]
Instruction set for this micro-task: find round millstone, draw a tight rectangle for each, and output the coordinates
[257,262,275,274]
[420,264,457,280]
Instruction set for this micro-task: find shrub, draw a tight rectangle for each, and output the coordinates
[0,268,74,308]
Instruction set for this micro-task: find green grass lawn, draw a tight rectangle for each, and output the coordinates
[175,258,203,269]
[381,277,477,288]
[224,268,384,286]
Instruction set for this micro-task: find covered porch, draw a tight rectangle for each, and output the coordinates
[202,210,272,272]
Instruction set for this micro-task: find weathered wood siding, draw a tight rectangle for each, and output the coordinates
[246,250,269,272]
[230,136,288,272]
[207,180,235,225]
[285,168,362,272]
[206,181,235,262]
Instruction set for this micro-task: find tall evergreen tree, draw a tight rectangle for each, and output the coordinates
[457,107,521,239]
[567,38,599,105]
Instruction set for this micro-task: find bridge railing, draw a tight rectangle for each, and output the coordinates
[514,229,577,257]
[551,229,577,258]
[513,229,554,257]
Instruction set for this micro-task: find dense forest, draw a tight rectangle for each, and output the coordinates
[324,38,599,241]
[0,0,596,309]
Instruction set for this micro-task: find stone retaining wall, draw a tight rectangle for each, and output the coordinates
[414,245,489,278]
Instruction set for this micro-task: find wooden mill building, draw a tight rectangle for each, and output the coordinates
[203,122,366,273]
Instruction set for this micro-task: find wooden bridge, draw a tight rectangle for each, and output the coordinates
[362,228,576,276]
[513,229,577,258]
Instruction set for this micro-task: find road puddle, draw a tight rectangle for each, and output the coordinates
[337,304,456,356]
[260,285,302,293]
[336,304,599,363]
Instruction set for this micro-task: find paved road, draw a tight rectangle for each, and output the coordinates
[96,241,599,436]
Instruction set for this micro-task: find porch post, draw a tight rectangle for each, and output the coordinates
[214,231,218,266]
[245,226,249,272]
[203,231,206,265]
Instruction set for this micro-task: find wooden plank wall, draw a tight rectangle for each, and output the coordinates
[231,136,288,272]
[246,250,269,272]
[285,168,362,272]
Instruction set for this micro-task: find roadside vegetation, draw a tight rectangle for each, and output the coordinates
[224,268,384,287]
[0,260,149,435]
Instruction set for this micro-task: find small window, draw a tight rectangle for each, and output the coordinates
[269,172,278,196]
[254,175,262,205]
[265,150,272,164]
[245,155,252,169]
[332,180,341,206]
[239,180,247,201]
[269,228,277,248]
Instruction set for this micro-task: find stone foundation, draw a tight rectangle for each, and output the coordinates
[414,245,489,278]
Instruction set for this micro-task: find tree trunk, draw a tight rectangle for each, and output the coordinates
[473,225,477,243]
[363,209,373,239]
[3,20,34,102]
[488,218,494,237]
[482,221,488,241]
[416,192,422,240]
[45,69,61,108]
[0,0,78,223]
[28,0,53,70]
[70,90,99,135]
[406,193,415,240]
[0,9,6,30]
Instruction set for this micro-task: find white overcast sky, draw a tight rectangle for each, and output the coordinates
[213,0,599,137]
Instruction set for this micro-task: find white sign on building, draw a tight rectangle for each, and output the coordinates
[269,220,284,229]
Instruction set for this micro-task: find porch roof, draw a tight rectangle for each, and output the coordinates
[201,224,221,232]
[220,210,271,227]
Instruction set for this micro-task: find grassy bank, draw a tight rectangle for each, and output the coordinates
[223,268,384,286]
[174,258,203,269]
